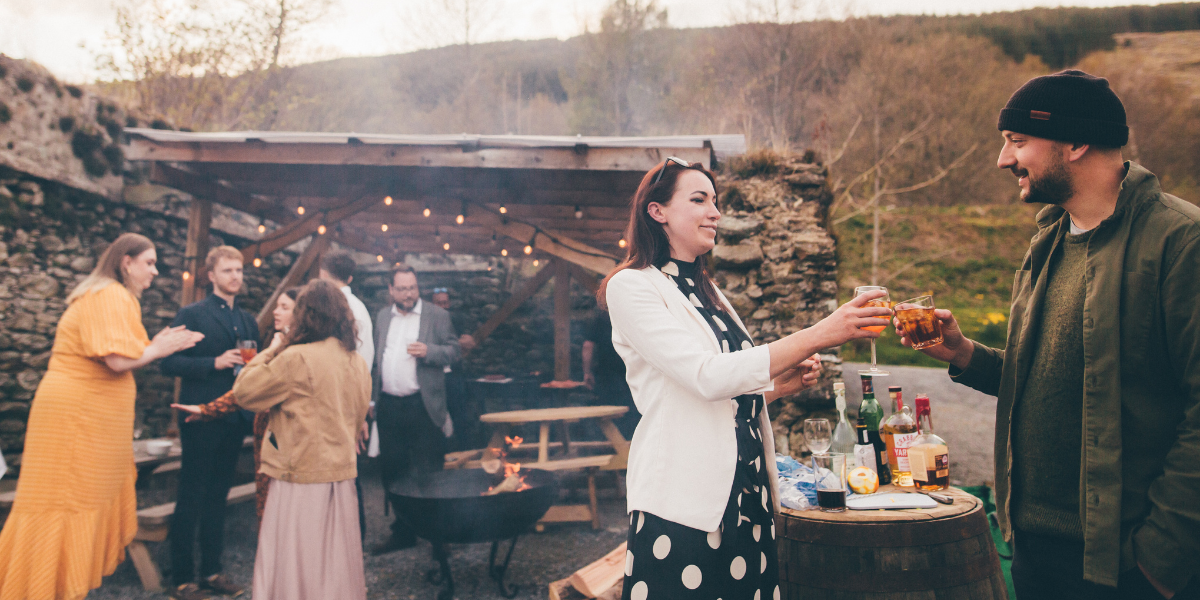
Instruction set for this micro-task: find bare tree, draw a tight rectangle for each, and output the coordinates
[94,0,329,131]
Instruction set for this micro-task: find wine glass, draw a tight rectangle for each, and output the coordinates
[855,286,892,377]
[804,418,833,456]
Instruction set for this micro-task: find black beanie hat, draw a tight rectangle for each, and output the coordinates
[997,70,1128,148]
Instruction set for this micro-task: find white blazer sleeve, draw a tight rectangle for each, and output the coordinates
[606,269,773,402]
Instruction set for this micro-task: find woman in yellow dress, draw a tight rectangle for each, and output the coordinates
[0,233,203,600]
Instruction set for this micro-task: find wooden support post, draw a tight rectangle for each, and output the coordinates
[180,198,212,306]
[554,259,571,381]
[469,260,556,346]
[255,235,330,335]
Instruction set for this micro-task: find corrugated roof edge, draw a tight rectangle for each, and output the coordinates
[124,129,747,157]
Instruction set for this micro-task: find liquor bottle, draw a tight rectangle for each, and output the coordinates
[853,416,878,474]
[856,375,891,485]
[881,386,919,487]
[909,394,950,491]
[858,375,882,431]
[831,382,856,454]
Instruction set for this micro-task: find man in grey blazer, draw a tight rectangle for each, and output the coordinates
[370,263,461,554]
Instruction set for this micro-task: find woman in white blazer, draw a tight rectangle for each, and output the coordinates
[601,158,890,600]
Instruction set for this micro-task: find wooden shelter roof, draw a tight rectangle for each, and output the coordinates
[124,129,745,274]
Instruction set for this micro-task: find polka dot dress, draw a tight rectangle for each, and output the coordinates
[621,259,779,600]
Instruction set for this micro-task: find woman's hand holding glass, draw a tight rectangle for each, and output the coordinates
[767,353,822,403]
[811,290,893,348]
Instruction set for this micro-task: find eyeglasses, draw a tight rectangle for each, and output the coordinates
[651,156,692,186]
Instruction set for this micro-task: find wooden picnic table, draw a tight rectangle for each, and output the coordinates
[481,405,629,465]
[478,405,631,530]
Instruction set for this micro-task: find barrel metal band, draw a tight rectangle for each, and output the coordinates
[784,552,1002,592]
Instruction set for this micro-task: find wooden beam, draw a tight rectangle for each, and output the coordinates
[468,209,618,276]
[568,263,603,295]
[255,235,330,334]
[126,139,712,172]
[180,198,212,306]
[470,261,557,346]
[554,259,572,381]
[150,163,293,224]
[240,193,382,264]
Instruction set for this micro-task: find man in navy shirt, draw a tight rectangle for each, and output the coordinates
[160,246,258,600]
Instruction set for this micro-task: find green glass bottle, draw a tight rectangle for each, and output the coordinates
[857,374,891,485]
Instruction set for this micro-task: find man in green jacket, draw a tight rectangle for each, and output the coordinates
[900,70,1200,599]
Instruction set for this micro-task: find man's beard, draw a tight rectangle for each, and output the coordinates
[396,298,417,311]
[1017,156,1073,206]
[216,280,242,297]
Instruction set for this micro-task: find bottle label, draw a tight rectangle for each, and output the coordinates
[892,432,919,471]
[854,444,878,474]
[910,445,949,482]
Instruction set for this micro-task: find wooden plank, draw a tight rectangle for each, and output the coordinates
[470,260,556,345]
[554,260,572,381]
[126,139,711,172]
[150,162,294,223]
[255,235,329,334]
[127,542,163,591]
[180,198,212,306]
[240,193,381,263]
[569,543,628,598]
[538,504,594,523]
[568,263,603,294]
[470,209,617,275]
[538,422,551,464]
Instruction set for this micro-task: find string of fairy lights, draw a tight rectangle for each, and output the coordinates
[181,195,626,281]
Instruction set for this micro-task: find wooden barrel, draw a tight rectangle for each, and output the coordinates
[776,485,1008,599]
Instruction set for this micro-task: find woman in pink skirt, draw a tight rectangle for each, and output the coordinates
[232,279,371,600]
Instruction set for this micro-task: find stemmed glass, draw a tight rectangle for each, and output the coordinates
[803,418,832,456]
[855,285,892,377]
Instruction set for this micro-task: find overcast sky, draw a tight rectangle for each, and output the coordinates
[0,0,1174,82]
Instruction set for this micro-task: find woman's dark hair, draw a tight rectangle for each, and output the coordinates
[597,159,725,312]
[283,280,357,352]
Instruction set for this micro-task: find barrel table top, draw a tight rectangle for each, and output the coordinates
[781,485,979,523]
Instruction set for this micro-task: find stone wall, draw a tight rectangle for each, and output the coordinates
[711,154,840,457]
[0,167,303,465]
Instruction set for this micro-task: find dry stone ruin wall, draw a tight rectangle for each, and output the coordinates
[712,156,840,457]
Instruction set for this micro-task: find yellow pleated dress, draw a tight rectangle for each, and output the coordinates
[0,282,150,600]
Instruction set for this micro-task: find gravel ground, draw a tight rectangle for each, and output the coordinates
[841,362,999,488]
[89,462,628,600]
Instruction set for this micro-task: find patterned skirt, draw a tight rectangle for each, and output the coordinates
[621,395,779,600]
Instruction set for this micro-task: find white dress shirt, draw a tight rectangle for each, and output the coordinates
[380,299,422,397]
[340,285,374,374]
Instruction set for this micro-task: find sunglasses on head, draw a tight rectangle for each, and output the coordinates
[651,156,692,186]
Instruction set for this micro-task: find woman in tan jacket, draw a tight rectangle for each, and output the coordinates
[232,279,371,600]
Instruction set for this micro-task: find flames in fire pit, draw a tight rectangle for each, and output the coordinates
[485,436,531,495]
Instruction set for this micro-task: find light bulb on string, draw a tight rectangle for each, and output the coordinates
[533,259,540,267]
[490,232,498,246]
[297,205,305,215]
[317,225,327,235]
[456,200,466,225]
[182,271,190,281]
[574,206,583,219]
[434,227,442,242]
[619,238,627,248]
[384,196,393,206]
[253,257,262,268]
[501,248,508,257]
[443,242,450,251]
[456,214,464,225]
[499,204,507,214]
[524,231,536,255]
[257,224,266,234]
[376,255,383,262]
[381,224,388,232]
[423,203,431,217]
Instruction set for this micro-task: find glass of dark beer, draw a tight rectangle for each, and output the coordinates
[895,295,944,350]
[813,452,848,512]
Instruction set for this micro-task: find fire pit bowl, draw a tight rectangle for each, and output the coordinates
[387,468,558,599]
